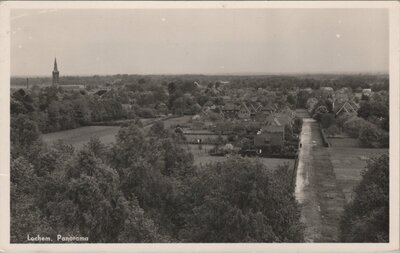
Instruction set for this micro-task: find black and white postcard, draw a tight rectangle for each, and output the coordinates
[0,1,399,252]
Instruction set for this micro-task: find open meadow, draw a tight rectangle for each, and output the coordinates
[42,115,192,149]
[329,147,388,203]
[42,125,120,149]
[328,137,361,148]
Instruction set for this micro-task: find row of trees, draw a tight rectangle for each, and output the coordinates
[11,87,127,133]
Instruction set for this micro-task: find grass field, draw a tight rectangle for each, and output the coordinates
[163,115,192,128]
[42,116,192,150]
[328,137,360,148]
[329,147,388,203]
[42,126,120,149]
[185,144,294,170]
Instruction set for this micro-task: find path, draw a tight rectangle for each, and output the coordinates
[295,118,346,242]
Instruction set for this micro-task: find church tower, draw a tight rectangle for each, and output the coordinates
[52,58,59,85]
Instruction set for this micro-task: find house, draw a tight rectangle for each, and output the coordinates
[362,88,372,100]
[254,125,285,149]
[238,103,251,119]
[221,103,240,119]
[333,100,360,117]
[253,104,276,122]
[201,101,217,116]
[249,103,261,117]
[265,112,294,127]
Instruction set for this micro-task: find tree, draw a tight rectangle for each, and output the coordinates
[180,157,304,242]
[286,94,297,106]
[340,154,389,242]
[10,157,55,242]
[312,106,328,121]
[297,90,312,108]
[358,125,380,148]
[320,113,336,129]
[167,82,177,95]
[324,125,341,137]
[292,117,303,134]
[343,116,370,138]
[11,114,41,158]
[358,101,388,120]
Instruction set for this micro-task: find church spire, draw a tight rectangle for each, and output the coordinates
[52,57,59,85]
[54,58,58,71]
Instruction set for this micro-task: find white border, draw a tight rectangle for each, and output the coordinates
[0,1,399,252]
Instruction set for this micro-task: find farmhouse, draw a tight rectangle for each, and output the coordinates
[254,125,285,149]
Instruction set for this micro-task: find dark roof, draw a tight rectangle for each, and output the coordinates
[262,125,284,133]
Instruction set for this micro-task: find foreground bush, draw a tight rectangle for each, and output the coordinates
[340,154,389,242]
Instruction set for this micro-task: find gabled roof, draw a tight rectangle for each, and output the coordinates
[334,100,359,115]
[265,114,284,126]
[239,103,251,113]
[266,112,292,126]
[250,103,261,113]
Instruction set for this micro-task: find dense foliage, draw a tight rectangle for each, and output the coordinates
[340,154,389,242]
[11,117,303,242]
[180,158,304,242]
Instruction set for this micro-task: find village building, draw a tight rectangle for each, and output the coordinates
[238,103,251,119]
[221,103,240,119]
[362,88,372,100]
[254,124,285,150]
[333,100,360,117]
[265,112,293,127]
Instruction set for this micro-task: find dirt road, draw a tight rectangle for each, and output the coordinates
[295,118,345,242]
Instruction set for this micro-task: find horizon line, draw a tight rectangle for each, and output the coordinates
[11,71,389,78]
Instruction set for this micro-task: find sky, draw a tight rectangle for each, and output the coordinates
[11,8,388,76]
